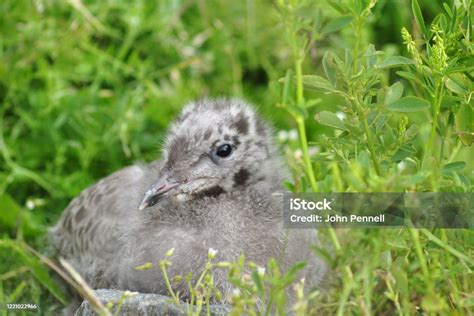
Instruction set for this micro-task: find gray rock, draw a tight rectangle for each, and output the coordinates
[75,289,230,316]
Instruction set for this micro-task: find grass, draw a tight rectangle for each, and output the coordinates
[0,0,473,315]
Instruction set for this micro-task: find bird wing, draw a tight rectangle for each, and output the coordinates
[49,163,158,260]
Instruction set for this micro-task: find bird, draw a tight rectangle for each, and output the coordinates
[49,98,326,304]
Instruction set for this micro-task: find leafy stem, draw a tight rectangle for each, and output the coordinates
[423,78,445,172]
[408,228,434,294]
[362,115,382,176]
[350,14,382,176]
[292,42,319,192]
[352,97,382,176]
[159,260,181,306]
[295,57,305,106]
[296,115,319,192]
[352,17,363,76]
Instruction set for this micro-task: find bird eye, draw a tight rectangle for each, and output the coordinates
[216,144,232,158]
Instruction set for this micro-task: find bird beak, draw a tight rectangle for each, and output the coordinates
[139,179,180,210]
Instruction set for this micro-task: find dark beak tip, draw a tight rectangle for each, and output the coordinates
[138,193,159,211]
[138,180,180,211]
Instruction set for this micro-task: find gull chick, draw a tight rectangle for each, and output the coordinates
[50,98,326,301]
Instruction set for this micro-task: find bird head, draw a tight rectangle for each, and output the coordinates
[139,98,285,210]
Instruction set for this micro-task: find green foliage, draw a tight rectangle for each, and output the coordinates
[277,0,473,193]
[0,0,472,315]
[274,0,473,315]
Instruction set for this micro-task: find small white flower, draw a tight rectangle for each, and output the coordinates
[26,200,35,210]
[336,111,346,121]
[288,129,299,141]
[308,146,320,156]
[208,248,218,259]
[294,149,303,160]
[257,266,265,277]
[232,288,241,296]
[278,130,289,142]
[398,161,407,171]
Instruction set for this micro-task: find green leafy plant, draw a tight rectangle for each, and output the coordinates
[274,0,473,315]
[152,249,312,316]
[277,0,472,193]
[135,248,221,316]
